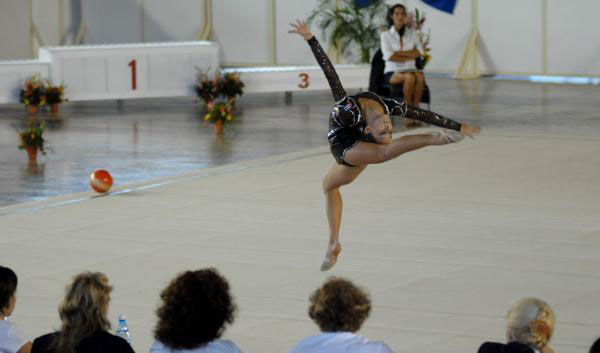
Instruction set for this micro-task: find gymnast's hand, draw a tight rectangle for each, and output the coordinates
[288,19,313,41]
[460,123,481,138]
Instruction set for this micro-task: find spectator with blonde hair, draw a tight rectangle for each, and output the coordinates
[0,266,32,353]
[289,277,393,353]
[31,272,134,353]
[478,297,555,353]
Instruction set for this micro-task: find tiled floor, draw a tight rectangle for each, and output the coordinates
[1,77,599,207]
[1,77,599,353]
[0,92,331,207]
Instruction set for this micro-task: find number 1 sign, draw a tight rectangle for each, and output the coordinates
[128,59,137,90]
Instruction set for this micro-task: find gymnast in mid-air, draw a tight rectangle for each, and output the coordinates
[289,20,481,271]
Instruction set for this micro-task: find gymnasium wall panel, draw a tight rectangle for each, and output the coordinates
[0,0,31,60]
[548,0,600,75]
[213,0,271,65]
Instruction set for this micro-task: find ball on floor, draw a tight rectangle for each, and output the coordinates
[90,170,113,193]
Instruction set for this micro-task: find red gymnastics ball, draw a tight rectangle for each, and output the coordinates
[90,170,113,193]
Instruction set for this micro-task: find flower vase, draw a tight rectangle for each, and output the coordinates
[50,103,59,115]
[214,120,224,135]
[26,146,38,163]
[227,97,236,111]
[26,105,38,115]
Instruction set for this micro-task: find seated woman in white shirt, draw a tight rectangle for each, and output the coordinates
[380,4,426,124]
[289,277,394,353]
[150,268,242,353]
[0,266,32,353]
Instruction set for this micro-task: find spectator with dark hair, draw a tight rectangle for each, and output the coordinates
[0,266,32,353]
[289,277,393,353]
[31,272,134,353]
[150,268,241,353]
[381,3,426,127]
[478,297,555,353]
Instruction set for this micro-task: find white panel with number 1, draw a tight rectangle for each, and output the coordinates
[38,42,219,101]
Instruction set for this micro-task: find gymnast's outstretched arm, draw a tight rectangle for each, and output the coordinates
[378,96,462,130]
[378,96,480,137]
[289,20,346,102]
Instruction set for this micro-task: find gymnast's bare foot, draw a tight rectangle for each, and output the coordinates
[437,129,465,144]
[320,242,342,271]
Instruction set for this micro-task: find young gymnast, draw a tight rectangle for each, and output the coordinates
[289,20,481,271]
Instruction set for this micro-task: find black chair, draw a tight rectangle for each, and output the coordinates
[368,49,430,109]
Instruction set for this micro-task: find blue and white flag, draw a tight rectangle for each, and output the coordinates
[355,0,381,8]
[421,0,457,14]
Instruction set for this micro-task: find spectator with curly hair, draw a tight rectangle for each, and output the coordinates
[31,272,134,353]
[289,277,393,353]
[150,268,241,353]
[0,266,32,353]
[478,297,556,353]
[590,337,600,353]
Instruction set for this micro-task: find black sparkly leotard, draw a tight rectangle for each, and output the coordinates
[307,36,462,167]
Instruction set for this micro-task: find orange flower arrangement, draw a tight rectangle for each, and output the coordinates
[204,102,234,125]
[46,84,65,105]
[19,76,46,106]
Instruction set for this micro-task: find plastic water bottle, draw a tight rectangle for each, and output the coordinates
[115,314,132,344]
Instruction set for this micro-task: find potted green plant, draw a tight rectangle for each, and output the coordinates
[308,0,387,64]
[18,121,46,163]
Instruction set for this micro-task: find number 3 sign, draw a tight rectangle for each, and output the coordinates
[298,73,309,89]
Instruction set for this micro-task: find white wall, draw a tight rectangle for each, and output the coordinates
[548,1,600,75]
[0,0,31,60]
[275,0,321,65]
[2,0,600,76]
[32,0,61,47]
[84,0,142,44]
[478,0,543,75]
[83,0,205,45]
[212,0,272,65]
[144,0,204,42]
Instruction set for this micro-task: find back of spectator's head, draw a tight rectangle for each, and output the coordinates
[0,266,18,314]
[308,277,371,333]
[506,297,555,350]
[154,268,236,350]
[53,272,112,353]
[590,337,600,353]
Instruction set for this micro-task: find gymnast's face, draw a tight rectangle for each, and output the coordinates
[362,101,392,145]
[367,114,393,144]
